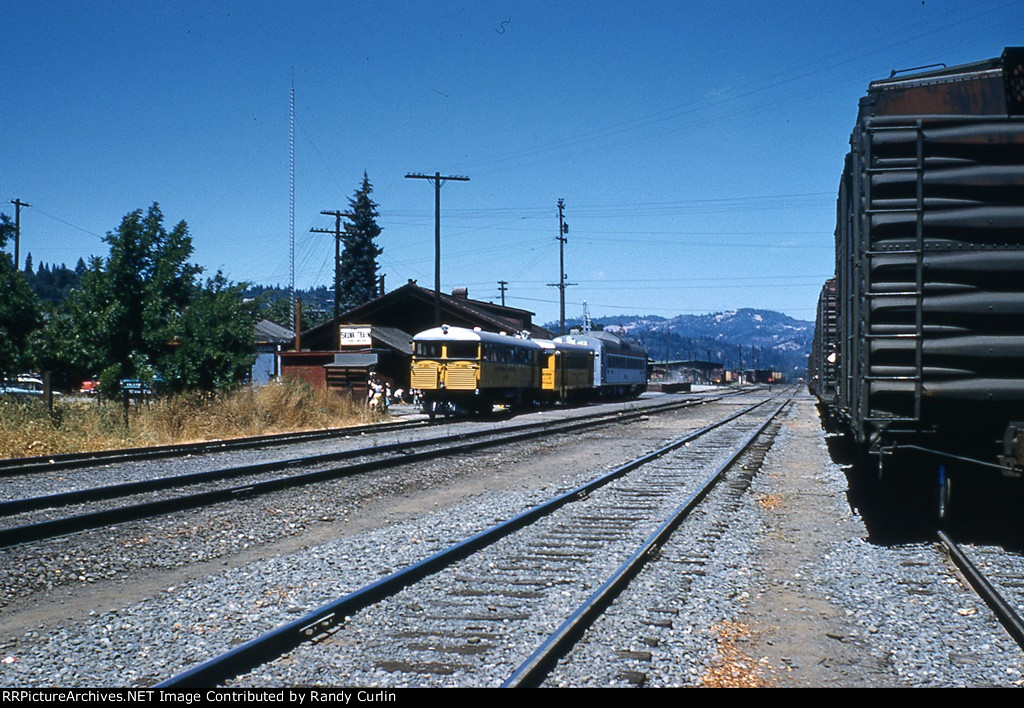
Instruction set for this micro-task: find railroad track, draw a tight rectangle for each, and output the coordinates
[0,418,430,477]
[938,531,1024,651]
[157,396,790,687]
[0,388,753,479]
[0,395,725,548]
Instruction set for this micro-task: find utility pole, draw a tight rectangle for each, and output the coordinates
[547,199,574,335]
[311,210,344,327]
[405,172,470,326]
[9,199,29,271]
[497,280,508,307]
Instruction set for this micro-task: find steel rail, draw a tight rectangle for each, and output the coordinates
[157,397,774,687]
[937,530,1024,650]
[0,397,709,517]
[0,418,429,477]
[0,387,751,477]
[503,399,790,687]
[0,397,714,548]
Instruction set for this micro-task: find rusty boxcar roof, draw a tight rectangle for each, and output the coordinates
[858,46,1024,119]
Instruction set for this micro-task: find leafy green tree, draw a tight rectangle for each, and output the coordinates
[46,204,255,394]
[0,213,40,376]
[87,205,197,392]
[0,214,14,253]
[35,295,93,390]
[340,172,383,310]
[161,272,256,392]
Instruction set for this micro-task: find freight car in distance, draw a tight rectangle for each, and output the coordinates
[810,47,1024,516]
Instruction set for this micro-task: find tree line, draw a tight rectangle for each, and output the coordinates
[0,174,384,395]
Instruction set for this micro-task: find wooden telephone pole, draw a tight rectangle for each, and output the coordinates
[404,172,470,326]
[311,210,344,325]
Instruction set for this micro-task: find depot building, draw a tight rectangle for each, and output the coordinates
[279,280,552,400]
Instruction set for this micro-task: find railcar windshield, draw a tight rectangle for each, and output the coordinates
[445,342,479,359]
[414,342,442,358]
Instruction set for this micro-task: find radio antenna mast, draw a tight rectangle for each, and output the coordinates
[289,72,296,331]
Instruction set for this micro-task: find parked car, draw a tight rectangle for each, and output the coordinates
[1,375,60,399]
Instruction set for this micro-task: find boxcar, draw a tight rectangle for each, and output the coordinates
[816,47,1024,490]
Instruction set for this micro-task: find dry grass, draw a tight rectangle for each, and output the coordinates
[0,380,382,459]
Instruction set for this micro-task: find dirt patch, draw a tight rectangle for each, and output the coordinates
[740,399,902,687]
[698,621,775,687]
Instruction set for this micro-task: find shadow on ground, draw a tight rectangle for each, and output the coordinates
[817,412,1024,551]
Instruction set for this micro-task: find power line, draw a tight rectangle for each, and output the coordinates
[449,2,1021,176]
[27,206,105,239]
[507,293,820,316]
[461,274,831,285]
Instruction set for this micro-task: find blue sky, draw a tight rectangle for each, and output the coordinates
[3,1,1022,325]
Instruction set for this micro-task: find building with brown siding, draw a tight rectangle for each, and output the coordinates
[279,280,553,398]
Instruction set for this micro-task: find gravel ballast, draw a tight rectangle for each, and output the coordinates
[0,397,731,686]
[3,392,1022,687]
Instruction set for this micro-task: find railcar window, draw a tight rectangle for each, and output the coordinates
[607,354,644,370]
[415,342,442,358]
[445,343,479,359]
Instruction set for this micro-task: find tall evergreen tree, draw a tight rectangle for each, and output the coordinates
[340,172,383,310]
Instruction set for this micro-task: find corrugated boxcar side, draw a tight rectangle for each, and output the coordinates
[837,48,1024,454]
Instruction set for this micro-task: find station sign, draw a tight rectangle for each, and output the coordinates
[339,325,373,347]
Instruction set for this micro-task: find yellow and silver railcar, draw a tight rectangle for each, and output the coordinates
[535,339,595,404]
[411,325,544,417]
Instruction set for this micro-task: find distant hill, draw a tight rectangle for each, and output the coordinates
[547,308,813,378]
